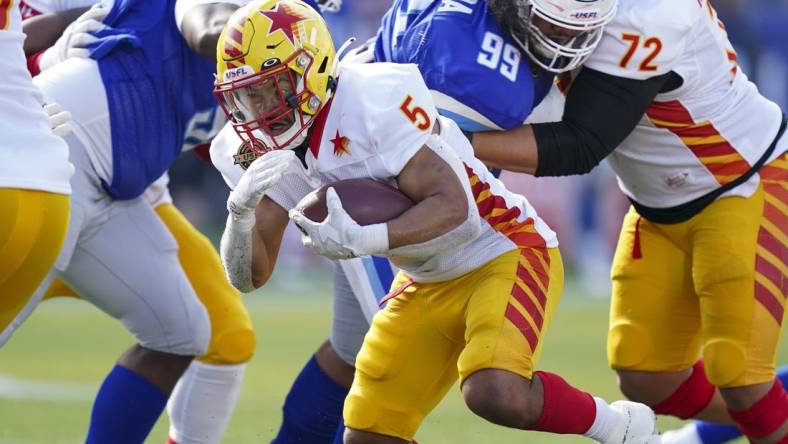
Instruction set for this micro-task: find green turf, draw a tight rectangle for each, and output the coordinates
[0,270,783,443]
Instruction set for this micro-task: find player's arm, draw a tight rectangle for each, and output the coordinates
[387,133,478,250]
[21,7,90,55]
[179,2,241,60]
[221,196,288,291]
[291,131,482,260]
[471,67,678,176]
[220,149,297,291]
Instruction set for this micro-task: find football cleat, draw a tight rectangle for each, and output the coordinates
[603,401,662,444]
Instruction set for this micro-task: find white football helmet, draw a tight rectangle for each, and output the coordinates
[499,0,617,73]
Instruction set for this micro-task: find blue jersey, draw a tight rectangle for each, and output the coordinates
[88,0,216,200]
[373,0,554,132]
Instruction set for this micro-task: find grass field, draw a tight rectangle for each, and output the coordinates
[0,269,784,444]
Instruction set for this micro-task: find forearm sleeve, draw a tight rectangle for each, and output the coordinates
[532,68,677,177]
[219,213,256,293]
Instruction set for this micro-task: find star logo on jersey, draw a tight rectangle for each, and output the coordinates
[233,142,261,170]
[330,130,350,157]
[259,3,307,46]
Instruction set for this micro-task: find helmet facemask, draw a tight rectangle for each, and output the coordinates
[519,7,605,73]
[214,49,322,154]
[489,0,616,74]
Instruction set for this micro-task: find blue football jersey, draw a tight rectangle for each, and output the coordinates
[373,0,554,132]
[88,0,217,200]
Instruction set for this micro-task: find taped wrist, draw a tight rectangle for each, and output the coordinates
[220,214,256,293]
[354,223,389,256]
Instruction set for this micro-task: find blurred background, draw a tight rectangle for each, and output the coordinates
[1,1,786,443]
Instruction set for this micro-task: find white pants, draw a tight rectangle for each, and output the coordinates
[330,257,397,365]
[23,57,210,356]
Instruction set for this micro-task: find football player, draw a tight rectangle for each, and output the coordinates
[468,0,788,442]
[22,1,348,443]
[20,2,254,443]
[0,1,73,350]
[309,0,617,440]
[211,1,661,443]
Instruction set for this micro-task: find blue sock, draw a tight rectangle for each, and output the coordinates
[695,422,741,444]
[332,423,344,444]
[272,355,348,444]
[85,365,167,444]
[696,365,788,444]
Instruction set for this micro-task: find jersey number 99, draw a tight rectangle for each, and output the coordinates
[477,32,521,82]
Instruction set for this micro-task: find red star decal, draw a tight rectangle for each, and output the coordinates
[259,3,307,45]
[330,130,350,157]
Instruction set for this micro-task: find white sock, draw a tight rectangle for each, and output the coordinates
[584,397,619,442]
[167,361,247,444]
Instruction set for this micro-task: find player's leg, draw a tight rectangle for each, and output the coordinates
[152,202,255,444]
[458,247,657,443]
[606,208,732,423]
[344,273,463,443]
[59,190,210,443]
[273,262,372,444]
[0,187,69,346]
[662,366,788,444]
[692,156,787,443]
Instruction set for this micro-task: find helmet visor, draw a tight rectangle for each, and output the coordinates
[217,67,300,137]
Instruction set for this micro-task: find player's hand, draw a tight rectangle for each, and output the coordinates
[289,187,388,260]
[39,5,110,71]
[227,149,296,220]
[44,102,72,138]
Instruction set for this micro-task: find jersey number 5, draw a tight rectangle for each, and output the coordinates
[400,95,432,131]
[0,0,14,30]
[619,33,662,72]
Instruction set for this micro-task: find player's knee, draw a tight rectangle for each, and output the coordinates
[616,370,676,405]
[198,327,257,365]
[462,370,536,428]
[607,321,652,369]
[702,338,747,387]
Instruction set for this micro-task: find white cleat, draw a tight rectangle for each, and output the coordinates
[603,401,662,444]
[660,424,703,444]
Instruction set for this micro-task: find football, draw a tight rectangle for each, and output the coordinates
[294,178,414,225]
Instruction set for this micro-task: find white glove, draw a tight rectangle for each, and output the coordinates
[227,149,296,225]
[38,5,110,71]
[43,102,72,138]
[289,187,388,260]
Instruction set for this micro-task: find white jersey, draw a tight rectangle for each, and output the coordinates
[0,4,72,193]
[19,0,97,17]
[585,0,786,209]
[212,62,557,283]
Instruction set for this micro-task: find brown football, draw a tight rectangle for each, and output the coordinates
[294,178,414,225]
